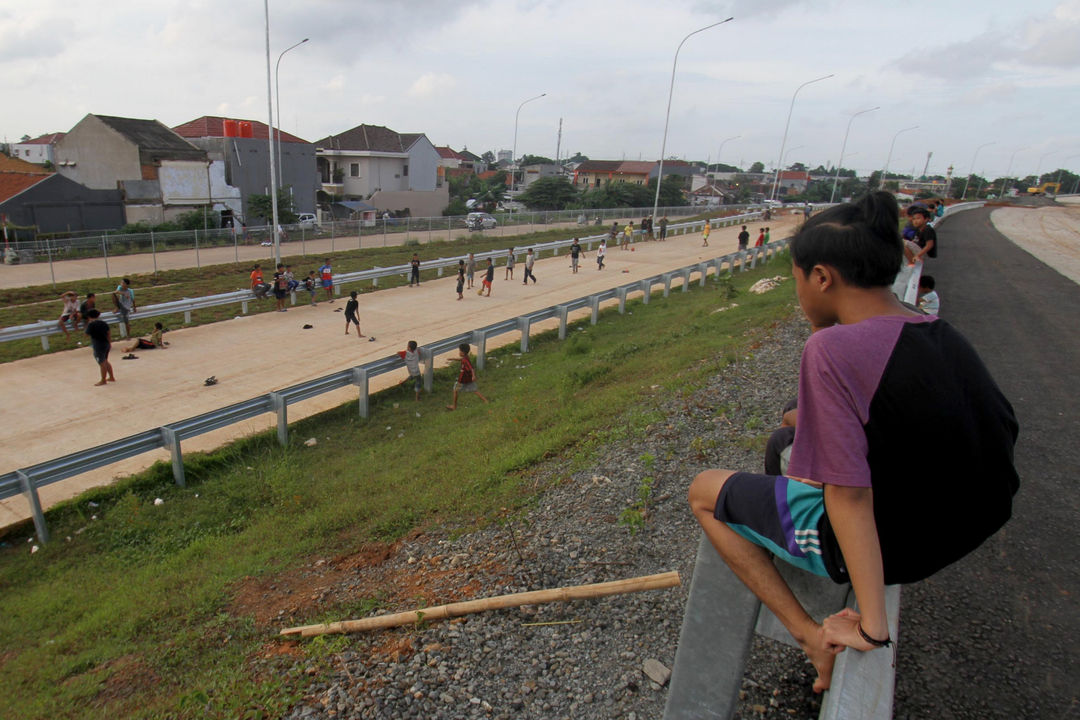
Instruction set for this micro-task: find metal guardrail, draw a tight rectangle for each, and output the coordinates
[4,212,765,349]
[1,236,790,543]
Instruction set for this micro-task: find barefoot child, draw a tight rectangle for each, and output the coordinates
[84,309,115,386]
[397,340,423,401]
[481,258,494,296]
[456,260,465,301]
[58,291,81,337]
[344,291,364,338]
[688,191,1019,692]
[124,322,168,351]
[446,343,489,410]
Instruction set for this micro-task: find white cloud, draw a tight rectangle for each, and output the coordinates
[409,72,457,98]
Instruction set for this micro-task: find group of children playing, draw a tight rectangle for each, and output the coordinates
[249,259,336,312]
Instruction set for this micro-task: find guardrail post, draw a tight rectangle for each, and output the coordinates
[350,367,370,419]
[750,248,759,269]
[40,329,50,351]
[639,279,651,305]
[556,305,569,339]
[698,262,709,287]
[616,287,628,314]
[681,268,691,292]
[516,317,531,353]
[420,347,435,393]
[589,295,600,325]
[662,273,673,297]
[242,299,249,314]
[17,471,49,544]
[334,283,341,297]
[268,392,288,444]
[184,306,192,324]
[739,250,749,272]
[437,266,444,277]
[472,330,488,370]
[160,427,186,487]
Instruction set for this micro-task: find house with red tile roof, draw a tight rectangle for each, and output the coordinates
[172,115,316,223]
[11,133,66,166]
[572,160,660,188]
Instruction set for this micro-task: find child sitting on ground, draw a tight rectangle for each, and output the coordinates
[124,322,168,351]
[917,274,940,314]
[688,191,1019,692]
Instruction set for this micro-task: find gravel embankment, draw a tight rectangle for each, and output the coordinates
[284,308,817,720]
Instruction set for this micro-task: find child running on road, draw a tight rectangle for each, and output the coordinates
[318,258,334,302]
[505,249,515,280]
[597,239,607,270]
[702,220,711,247]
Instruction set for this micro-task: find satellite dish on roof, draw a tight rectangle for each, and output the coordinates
[465,198,477,208]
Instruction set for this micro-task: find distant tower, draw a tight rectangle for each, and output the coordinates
[555,118,563,165]
[921,151,933,179]
[945,164,954,193]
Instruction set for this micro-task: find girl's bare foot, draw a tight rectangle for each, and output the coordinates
[445,405,456,410]
[94,380,107,386]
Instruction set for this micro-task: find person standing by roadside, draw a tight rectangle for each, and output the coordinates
[344,290,365,338]
[764,227,771,244]
[318,258,334,302]
[466,253,477,290]
[397,340,423,401]
[570,237,585,273]
[409,253,421,287]
[702,219,711,247]
[505,249,516,280]
[523,248,537,284]
[113,278,136,336]
[58,291,81,338]
[597,239,607,270]
[84,308,115,386]
[273,263,289,312]
[659,215,668,241]
[738,225,750,251]
[622,221,634,250]
[456,260,466,301]
[755,227,765,247]
[481,258,495,296]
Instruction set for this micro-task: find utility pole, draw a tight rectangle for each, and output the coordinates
[921,151,933,179]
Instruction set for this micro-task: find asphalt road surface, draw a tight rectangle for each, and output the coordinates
[892,206,1080,719]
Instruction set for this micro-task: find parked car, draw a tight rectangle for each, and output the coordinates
[465,212,497,231]
[297,213,319,230]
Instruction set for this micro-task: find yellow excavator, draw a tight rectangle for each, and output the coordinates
[1027,182,1061,196]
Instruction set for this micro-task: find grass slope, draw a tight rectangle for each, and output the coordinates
[0,254,796,719]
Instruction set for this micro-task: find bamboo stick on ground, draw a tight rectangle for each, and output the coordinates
[280,571,680,638]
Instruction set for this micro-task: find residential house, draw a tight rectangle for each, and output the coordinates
[518,163,563,191]
[55,114,213,226]
[11,133,66,166]
[315,124,446,217]
[0,154,123,234]
[572,160,657,188]
[173,115,315,224]
[775,170,811,196]
[459,148,484,173]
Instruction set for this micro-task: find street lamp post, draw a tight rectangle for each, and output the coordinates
[1055,154,1080,192]
[652,17,734,221]
[511,93,546,221]
[275,38,309,188]
[716,135,740,170]
[880,125,918,192]
[262,0,282,266]
[830,106,879,203]
[962,142,996,199]
[1000,146,1028,198]
[1033,150,1057,187]
[770,74,833,202]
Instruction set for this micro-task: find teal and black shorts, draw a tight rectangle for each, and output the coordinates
[714,472,841,580]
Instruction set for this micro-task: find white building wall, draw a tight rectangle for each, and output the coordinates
[406,136,439,192]
[12,143,54,165]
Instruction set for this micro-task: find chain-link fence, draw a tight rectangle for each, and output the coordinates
[2,204,757,285]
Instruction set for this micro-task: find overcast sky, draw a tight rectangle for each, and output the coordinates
[3,0,1079,179]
